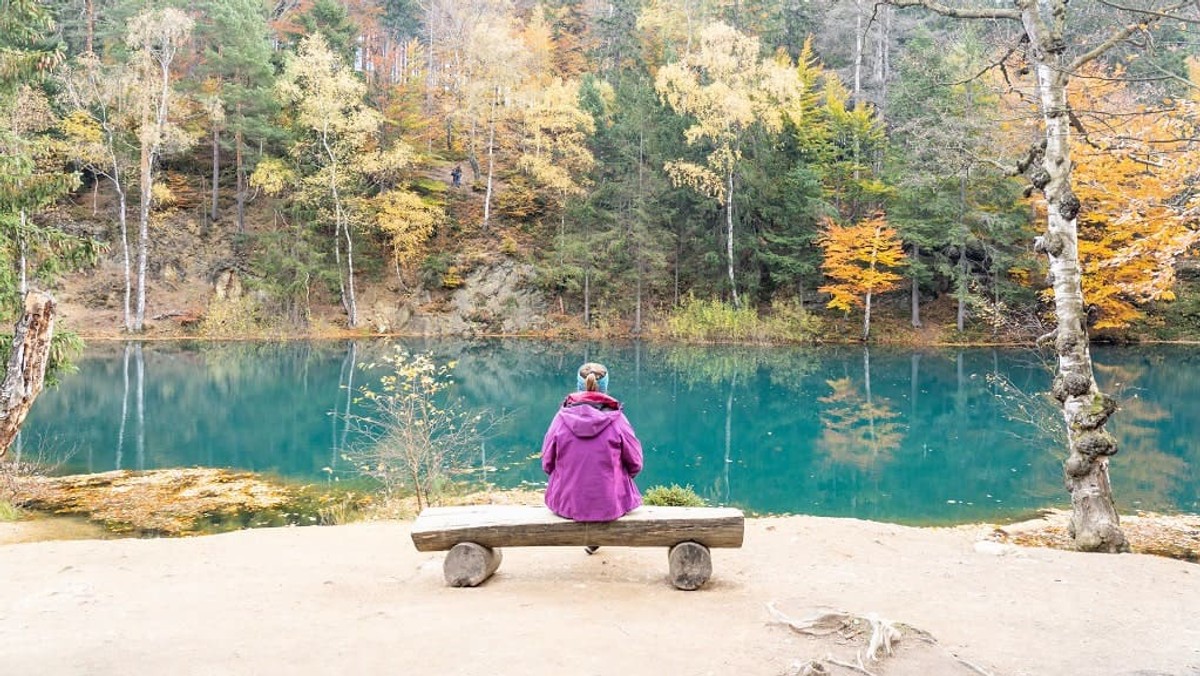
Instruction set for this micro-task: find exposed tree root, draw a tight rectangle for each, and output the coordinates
[768,602,995,676]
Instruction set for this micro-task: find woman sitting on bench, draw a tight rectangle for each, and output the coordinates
[541,362,644,551]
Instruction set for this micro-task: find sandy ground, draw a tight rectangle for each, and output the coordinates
[2,516,1198,676]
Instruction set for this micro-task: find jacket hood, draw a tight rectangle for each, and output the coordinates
[557,403,620,439]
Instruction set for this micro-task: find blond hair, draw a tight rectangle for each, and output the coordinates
[578,362,607,392]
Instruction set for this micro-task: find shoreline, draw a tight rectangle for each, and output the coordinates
[4,487,1198,561]
[61,325,1200,348]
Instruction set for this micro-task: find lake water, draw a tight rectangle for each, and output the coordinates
[19,340,1200,524]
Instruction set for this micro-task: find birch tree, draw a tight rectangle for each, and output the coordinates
[126,8,194,332]
[461,17,530,229]
[277,34,412,327]
[278,34,381,328]
[886,0,1198,552]
[655,21,802,307]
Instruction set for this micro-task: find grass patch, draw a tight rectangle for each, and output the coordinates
[663,296,823,344]
[0,500,22,521]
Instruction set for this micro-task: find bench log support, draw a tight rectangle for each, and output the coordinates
[411,505,744,590]
[444,542,503,587]
[668,541,712,591]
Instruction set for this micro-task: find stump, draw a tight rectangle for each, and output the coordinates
[668,541,712,590]
[443,542,502,587]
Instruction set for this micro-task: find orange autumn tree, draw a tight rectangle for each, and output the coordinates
[1004,62,1200,330]
[818,213,907,340]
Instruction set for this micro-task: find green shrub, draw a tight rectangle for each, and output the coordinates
[643,484,706,507]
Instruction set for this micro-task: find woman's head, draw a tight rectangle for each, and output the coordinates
[577,362,609,393]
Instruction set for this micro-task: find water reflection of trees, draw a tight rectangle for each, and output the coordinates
[22,341,1198,519]
[1095,358,1189,512]
[655,345,821,505]
[816,366,905,471]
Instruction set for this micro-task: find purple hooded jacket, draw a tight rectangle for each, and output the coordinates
[542,394,643,522]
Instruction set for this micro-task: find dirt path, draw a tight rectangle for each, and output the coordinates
[2,516,1198,675]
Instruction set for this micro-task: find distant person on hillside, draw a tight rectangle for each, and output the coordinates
[541,362,643,554]
[450,165,462,188]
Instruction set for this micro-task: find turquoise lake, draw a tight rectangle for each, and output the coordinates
[19,340,1200,524]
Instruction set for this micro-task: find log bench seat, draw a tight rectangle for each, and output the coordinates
[410,504,745,590]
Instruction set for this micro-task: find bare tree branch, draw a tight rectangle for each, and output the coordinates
[881,0,1021,21]
[1069,1,1192,72]
[1096,0,1200,24]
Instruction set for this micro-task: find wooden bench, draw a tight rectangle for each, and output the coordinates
[410,505,745,590]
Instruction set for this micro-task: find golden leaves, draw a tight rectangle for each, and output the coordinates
[373,189,443,270]
[817,214,907,312]
[1027,64,1200,329]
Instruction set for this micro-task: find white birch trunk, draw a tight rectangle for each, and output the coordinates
[1027,10,1126,552]
[17,209,27,297]
[483,87,497,229]
[135,141,151,332]
[118,186,131,332]
[863,290,872,341]
[853,0,865,100]
[887,0,1133,553]
[725,168,739,308]
[211,125,220,223]
[322,130,357,327]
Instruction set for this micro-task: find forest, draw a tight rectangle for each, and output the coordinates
[4,0,1200,343]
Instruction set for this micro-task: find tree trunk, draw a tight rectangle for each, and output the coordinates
[635,130,645,335]
[483,87,498,230]
[17,209,27,296]
[877,4,891,101]
[86,0,95,54]
[343,214,358,328]
[135,140,151,332]
[957,172,968,332]
[863,290,872,341]
[235,127,245,233]
[118,187,132,332]
[910,243,921,328]
[725,168,739,308]
[583,266,591,327]
[323,130,357,327]
[0,292,56,458]
[853,0,865,100]
[1035,55,1127,553]
[888,0,1135,557]
[957,252,966,332]
[211,125,220,223]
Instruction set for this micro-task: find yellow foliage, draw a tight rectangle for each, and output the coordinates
[517,79,595,200]
[150,182,175,208]
[248,157,295,197]
[58,110,103,144]
[655,22,805,204]
[1004,62,1200,329]
[373,189,443,271]
[817,214,907,311]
